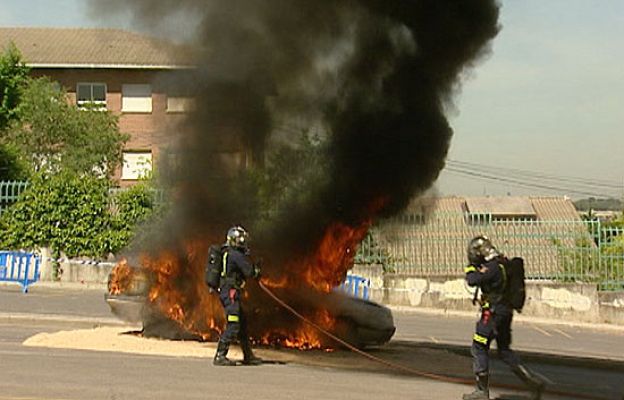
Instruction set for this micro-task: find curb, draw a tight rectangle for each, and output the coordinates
[1,281,108,291]
[400,340,624,370]
[389,305,624,333]
[0,311,128,326]
[32,281,108,290]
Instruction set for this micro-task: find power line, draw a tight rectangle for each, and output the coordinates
[445,167,616,198]
[447,159,622,189]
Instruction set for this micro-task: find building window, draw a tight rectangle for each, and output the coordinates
[77,83,106,110]
[166,96,195,113]
[122,151,152,180]
[122,84,152,113]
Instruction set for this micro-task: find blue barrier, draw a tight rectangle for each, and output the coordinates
[338,274,370,300]
[0,251,41,293]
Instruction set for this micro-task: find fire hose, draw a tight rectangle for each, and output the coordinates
[258,281,612,400]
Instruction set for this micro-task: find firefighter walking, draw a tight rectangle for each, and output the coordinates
[213,225,262,366]
[463,236,545,400]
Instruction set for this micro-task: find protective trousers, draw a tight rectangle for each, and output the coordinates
[218,287,249,346]
[471,305,520,374]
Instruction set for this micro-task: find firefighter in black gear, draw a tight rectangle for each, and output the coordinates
[463,236,545,400]
[213,225,262,366]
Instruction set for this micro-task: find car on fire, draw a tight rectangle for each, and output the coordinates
[105,265,396,349]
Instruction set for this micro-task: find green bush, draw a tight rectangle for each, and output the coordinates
[108,183,158,251]
[0,142,30,180]
[553,237,601,282]
[0,173,157,263]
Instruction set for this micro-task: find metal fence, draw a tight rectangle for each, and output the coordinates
[0,181,28,215]
[0,181,166,216]
[356,212,624,291]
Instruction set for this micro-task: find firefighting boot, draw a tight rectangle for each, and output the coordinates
[213,341,237,366]
[462,373,489,400]
[241,337,263,366]
[511,364,545,400]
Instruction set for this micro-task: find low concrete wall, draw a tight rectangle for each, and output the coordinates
[37,248,115,286]
[380,273,624,326]
[599,291,624,325]
[352,264,624,325]
[58,261,114,285]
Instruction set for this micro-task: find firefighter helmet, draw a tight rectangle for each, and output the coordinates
[467,235,500,265]
[226,225,249,249]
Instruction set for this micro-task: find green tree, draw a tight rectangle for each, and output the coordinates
[253,132,328,217]
[0,42,29,131]
[7,77,128,177]
[0,43,31,180]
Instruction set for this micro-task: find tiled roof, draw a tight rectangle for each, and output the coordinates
[465,196,536,216]
[406,195,579,221]
[0,27,195,69]
[531,196,580,220]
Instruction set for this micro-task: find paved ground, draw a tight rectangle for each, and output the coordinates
[392,309,624,362]
[1,283,623,400]
[0,318,479,400]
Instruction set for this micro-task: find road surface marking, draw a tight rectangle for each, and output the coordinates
[552,328,573,339]
[531,325,552,337]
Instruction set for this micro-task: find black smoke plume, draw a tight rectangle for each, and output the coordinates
[96,1,499,342]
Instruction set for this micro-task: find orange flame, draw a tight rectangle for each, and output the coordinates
[258,308,336,350]
[108,259,134,295]
[269,221,371,292]
[108,199,383,349]
[136,240,224,341]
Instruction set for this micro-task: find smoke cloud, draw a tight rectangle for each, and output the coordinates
[93,0,500,280]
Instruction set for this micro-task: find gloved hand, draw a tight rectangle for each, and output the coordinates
[253,264,262,280]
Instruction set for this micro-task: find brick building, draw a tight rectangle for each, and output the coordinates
[0,27,200,185]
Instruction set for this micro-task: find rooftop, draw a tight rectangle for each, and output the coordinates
[465,196,536,216]
[0,27,196,69]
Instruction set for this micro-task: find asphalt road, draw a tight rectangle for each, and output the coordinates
[392,310,624,362]
[0,318,471,400]
[1,284,623,400]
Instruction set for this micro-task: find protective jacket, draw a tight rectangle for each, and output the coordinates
[465,257,507,308]
[220,246,258,290]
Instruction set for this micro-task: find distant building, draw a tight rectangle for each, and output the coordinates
[0,27,204,186]
[376,196,589,277]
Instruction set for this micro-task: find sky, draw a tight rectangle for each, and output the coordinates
[1,0,622,200]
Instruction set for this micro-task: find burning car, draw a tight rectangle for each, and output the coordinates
[105,246,395,349]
